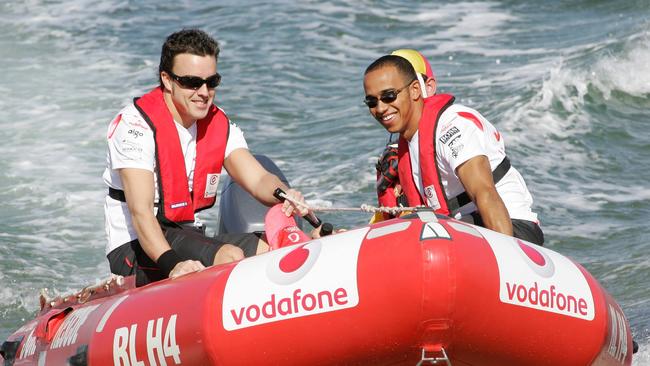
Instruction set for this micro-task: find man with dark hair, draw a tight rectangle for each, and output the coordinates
[103,29,311,286]
[364,53,544,245]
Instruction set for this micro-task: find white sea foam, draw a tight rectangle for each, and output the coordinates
[592,36,650,98]
[633,341,650,366]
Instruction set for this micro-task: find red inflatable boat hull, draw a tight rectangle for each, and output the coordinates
[2,213,634,365]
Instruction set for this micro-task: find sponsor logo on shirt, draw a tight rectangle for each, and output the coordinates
[448,136,464,158]
[119,140,144,160]
[127,129,144,139]
[128,120,150,131]
[439,126,460,144]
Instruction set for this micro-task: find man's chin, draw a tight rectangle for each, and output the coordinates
[190,109,210,121]
[386,125,401,134]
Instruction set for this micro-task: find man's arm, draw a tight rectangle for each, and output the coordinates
[223,148,308,217]
[119,168,204,278]
[456,155,513,236]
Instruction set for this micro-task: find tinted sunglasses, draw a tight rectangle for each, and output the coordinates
[167,71,221,89]
[364,79,415,108]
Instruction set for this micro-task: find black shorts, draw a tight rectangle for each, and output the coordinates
[107,225,260,286]
[511,219,545,246]
[470,213,544,246]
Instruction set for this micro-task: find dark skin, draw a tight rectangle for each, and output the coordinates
[456,156,513,235]
[364,64,513,236]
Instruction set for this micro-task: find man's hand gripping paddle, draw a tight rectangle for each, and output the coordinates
[273,188,335,237]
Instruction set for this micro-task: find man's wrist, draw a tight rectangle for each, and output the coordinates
[157,249,182,277]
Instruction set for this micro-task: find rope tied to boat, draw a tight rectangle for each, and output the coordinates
[276,191,428,216]
[39,274,126,310]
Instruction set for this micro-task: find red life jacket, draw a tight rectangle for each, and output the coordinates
[398,94,456,216]
[134,87,229,224]
[374,143,400,220]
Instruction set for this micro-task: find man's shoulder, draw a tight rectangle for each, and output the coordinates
[117,104,152,132]
[439,104,490,132]
[213,106,245,133]
[107,103,153,143]
[441,103,482,119]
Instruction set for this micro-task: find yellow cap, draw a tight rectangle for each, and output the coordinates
[391,49,434,80]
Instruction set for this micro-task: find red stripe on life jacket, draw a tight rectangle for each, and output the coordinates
[134,87,228,224]
[398,94,455,216]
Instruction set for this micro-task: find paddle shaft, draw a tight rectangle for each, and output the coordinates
[273,188,322,228]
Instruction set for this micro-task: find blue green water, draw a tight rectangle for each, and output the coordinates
[0,1,648,363]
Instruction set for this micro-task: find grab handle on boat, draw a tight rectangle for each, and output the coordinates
[273,188,322,228]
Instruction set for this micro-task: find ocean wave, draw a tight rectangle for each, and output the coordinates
[633,343,650,366]
[526,29,650,117]
[592,35,650,100]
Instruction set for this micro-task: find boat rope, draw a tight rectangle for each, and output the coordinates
[40,274,126,309]
[277,191,428,216]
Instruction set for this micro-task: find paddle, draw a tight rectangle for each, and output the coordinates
[273,188,333,237]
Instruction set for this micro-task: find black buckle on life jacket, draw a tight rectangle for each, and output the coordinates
[109,187,163,207]
[108,187,127,202]
[448,156,511,212]
[376,143,399,193]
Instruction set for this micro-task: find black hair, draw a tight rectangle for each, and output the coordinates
[158,29,220,86]
[364,55,417,84]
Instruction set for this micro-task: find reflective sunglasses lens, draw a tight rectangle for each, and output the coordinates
[184,77,205,89]
[172,76,203,89]
[380,91,398,104]
[206,73,221,88]
[172,73,221,89]
[365,90,400,108]
[364,96,378,108]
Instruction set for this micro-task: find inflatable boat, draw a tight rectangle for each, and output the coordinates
[1,156,635,365]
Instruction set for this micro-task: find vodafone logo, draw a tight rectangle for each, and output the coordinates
[222,227,367,330]
[266,242,321,285]
[516,239,555,278]
[478,228,595,320]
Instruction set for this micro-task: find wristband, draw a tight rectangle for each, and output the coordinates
[156,249,182,278]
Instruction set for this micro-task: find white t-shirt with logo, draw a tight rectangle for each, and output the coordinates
[102,103,248,254]
[408,103,538,223]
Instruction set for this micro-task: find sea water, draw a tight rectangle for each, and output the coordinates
[0,1,648,363]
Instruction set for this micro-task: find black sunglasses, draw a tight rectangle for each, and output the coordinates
[364,79,415,108]
[167,70,221,90]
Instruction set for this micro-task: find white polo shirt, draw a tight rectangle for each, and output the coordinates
[408,103,538,223]
[102,103,248,254]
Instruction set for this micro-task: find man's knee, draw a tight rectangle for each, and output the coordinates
[213,244,244,265]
